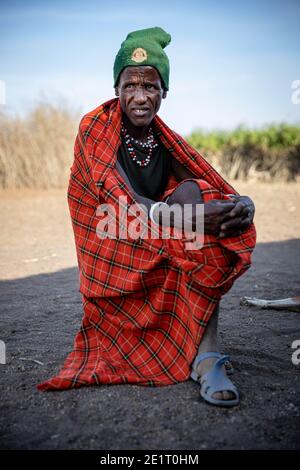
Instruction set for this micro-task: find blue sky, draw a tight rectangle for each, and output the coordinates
[1,0,300,134]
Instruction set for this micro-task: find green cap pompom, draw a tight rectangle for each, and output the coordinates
[113,26,171,90]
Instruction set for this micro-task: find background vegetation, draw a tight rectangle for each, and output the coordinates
[0,104,299,189]
[0,104,77,189]
[187,124,300,182]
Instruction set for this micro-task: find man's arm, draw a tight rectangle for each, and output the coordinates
[115,160,254,236]
[170,157,255,237]
[171,157,198,181]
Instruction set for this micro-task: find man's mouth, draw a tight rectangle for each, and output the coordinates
[131,108,149,117]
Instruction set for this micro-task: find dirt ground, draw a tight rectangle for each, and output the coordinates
[0,182,299,450]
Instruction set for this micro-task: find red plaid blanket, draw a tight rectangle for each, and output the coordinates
[37,98,256,390]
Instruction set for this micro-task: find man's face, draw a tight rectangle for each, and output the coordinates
[115,66,167,128]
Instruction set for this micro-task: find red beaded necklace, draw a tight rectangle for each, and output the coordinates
[121,122,159,167]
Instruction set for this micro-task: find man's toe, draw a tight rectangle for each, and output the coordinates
[211,390,235,401]
[212,391,223,401]
[223,390,235,400]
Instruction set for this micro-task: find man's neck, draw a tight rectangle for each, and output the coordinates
[122,114,151,142]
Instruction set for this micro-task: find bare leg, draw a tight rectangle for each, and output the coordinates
[194,304,234,400]
[169,180,234,401]
[167,180,203,206]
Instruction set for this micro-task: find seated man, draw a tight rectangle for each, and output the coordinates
[38,27,256,407]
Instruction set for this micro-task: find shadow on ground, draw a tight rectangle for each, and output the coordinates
[1,240,300,450]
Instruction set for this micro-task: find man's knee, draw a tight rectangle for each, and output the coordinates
[168,180,203,206]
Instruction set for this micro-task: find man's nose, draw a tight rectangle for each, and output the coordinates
[134,87,147,104]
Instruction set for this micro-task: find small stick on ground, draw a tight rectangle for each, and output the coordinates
[19,357,44,366]
[240,296,300,312]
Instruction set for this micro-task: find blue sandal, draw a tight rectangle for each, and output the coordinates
[190,351,240,407]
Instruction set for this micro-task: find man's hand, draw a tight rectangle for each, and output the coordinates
[165,199,236,233]
[203,200,237,235]
[218,195,255,238]
[172,195,255,238]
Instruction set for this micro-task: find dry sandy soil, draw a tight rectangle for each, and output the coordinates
[0,182,299,450]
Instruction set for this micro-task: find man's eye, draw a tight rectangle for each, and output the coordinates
[125,84,134,88]
[146,84,154,90]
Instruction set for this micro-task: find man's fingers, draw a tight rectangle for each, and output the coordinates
[204,200,236,219]
[218,230,241,238]
[219,227,244,238]
[219,217,252,238]
[220,216,244,231]
[219,194,255,229]
[242,207,254,221]
[214,201,237,216]
[227,201,246,218]
[206,199,236,209]
[215,200,236,208]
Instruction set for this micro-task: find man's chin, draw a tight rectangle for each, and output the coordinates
[128,117,153,128]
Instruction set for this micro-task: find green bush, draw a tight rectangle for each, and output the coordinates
[186,124,300,181]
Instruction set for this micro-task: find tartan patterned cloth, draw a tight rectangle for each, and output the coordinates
[37,98,256,391]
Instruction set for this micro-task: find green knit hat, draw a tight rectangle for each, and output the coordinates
[113,27,171,91]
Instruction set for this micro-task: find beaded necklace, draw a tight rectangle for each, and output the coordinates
[121,122,159,167]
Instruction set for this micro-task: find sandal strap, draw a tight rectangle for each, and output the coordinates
[190,351,230,383]
[191,351,229,370]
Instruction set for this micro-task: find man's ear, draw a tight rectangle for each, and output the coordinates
[115,87,119,97]
[162,90,167,99]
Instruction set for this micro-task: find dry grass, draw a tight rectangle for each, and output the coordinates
[0,104,77,189]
